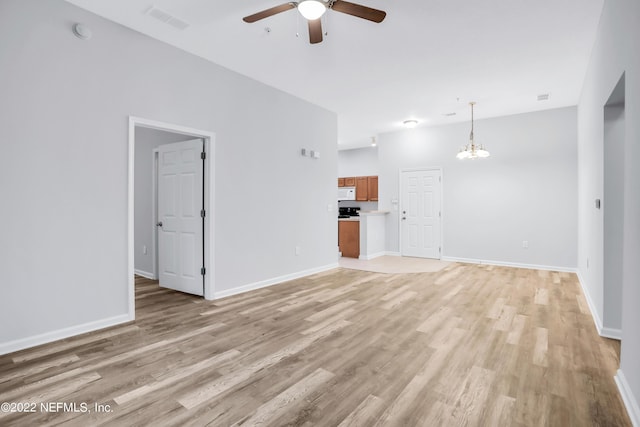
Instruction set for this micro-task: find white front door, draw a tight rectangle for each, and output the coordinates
[157,139,204,296]
[400,169,442,259]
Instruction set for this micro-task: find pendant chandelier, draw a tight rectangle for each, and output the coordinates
[456,102,490,159]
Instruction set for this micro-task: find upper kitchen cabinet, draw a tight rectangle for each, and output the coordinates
[355,176,368,201]
[339,175,378,201]
[338,177,356,187]
[367,176,378,201]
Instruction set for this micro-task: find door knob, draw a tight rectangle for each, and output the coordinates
[156,221,163,227]
[402,217,406,220]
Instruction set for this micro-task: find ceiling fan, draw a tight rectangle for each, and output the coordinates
[242,0,386,44]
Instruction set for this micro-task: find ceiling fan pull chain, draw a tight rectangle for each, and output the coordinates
[323,10,328,36]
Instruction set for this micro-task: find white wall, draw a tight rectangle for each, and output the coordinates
[378,107,578,270]
[0,0,337,352]
[603,103,624,332]
[577,0,640,423]
[134,128,193,277]
[338,146,379,177]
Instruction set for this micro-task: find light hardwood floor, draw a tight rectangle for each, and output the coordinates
[0,264,631,426]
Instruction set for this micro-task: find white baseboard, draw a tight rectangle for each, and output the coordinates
[575,271,623,340]
[440,256,576,273]
[0,314,132,356]
[575,269,604,334]
[385,251,401,257]
[134,269,155,279]
[359,252,386,260]
[616,369,640,427]
[212,263,339,300]
[600,327,623,340]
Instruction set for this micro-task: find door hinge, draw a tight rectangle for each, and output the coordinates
[201,151,206,160]
[439,176,442,182]
[200,267,206,276]
[438,211,441,217]
[439,247,441,253]
[201,209,206,218]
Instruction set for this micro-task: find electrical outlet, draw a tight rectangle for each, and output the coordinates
[522,241,528,249]
[295,246,301,256]
[143,245,148,255]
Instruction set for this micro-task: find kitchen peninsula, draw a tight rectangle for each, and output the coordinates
[338,210,389,259]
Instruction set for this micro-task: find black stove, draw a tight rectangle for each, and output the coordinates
[338,207,360,218]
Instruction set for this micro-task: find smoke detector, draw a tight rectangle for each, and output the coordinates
[72,23,92,40]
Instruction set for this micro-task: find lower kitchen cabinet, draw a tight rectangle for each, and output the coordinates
[338,221,360,258]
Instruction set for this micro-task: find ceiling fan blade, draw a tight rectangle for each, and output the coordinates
[330,0,386,23]
[242,3,296,23]
[308,18,323,44]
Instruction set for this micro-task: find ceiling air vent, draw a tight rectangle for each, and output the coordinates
[443,112,457,117]
[145,6,190,30]
[537,93,550,101]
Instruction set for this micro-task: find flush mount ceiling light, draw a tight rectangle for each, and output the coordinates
[297,0,327,20]
[456,102,490,159]
[403,119,418,129]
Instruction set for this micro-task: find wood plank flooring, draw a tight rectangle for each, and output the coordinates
[0,264,631,426]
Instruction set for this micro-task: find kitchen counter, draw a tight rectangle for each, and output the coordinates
[337,211,388,260]
[359,210,390,216]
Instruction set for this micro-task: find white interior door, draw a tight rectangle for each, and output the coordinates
[401,169,442,258]
[157,139,204,296]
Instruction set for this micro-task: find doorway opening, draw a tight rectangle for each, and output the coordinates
[127,117,215,320]
[602,73,625,339]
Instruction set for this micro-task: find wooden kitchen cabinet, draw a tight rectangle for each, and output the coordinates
[355,176,368,201]
[338,221,360,258]
[367,176,378,201]
[344,177,356,187]
[339,175,378,201]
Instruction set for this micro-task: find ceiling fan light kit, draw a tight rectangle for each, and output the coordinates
[297,0,327,20]
[456,102,490,160]
[242,0,386,44]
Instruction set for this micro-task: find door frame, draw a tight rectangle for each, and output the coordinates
[398,167,443,259]
[128,116,216,320]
